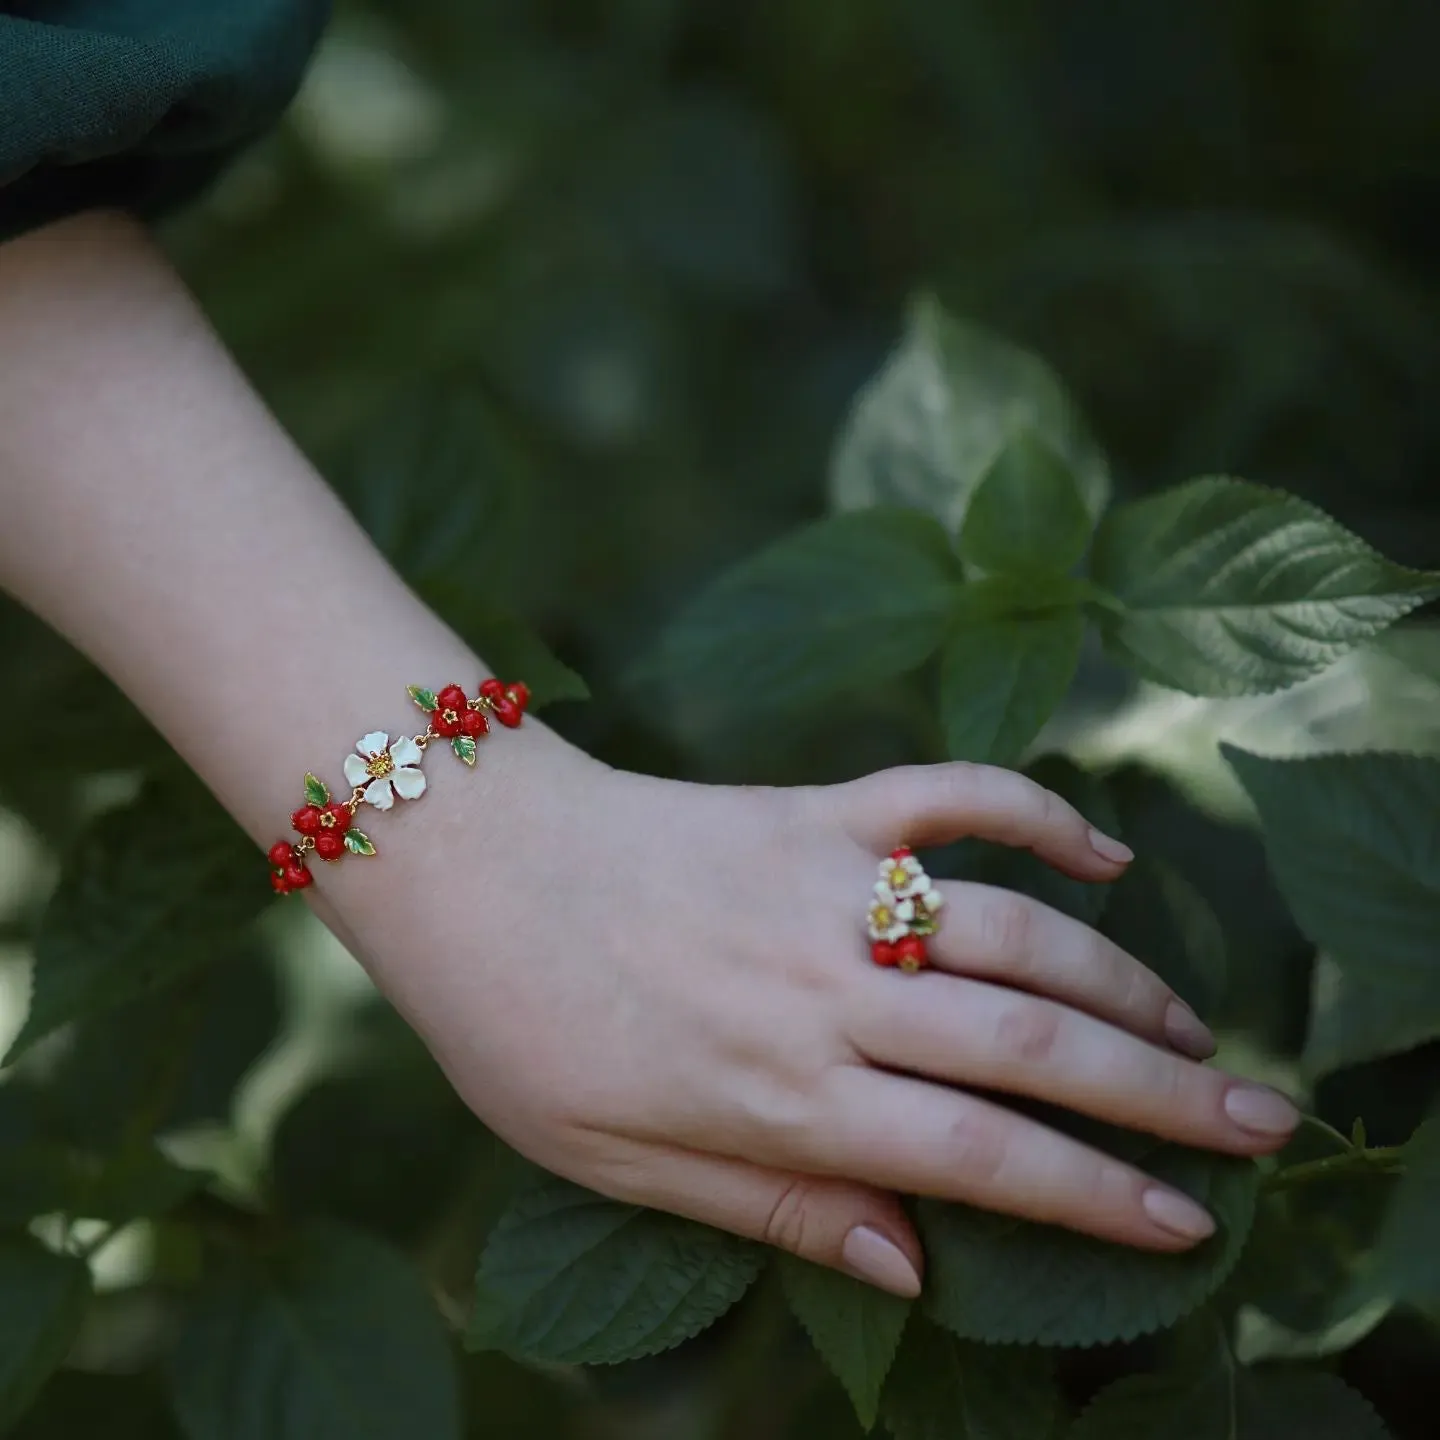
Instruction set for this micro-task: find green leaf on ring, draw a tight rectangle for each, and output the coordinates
[303,773,329,807]
[344,830,377,857]
[407,685,439,713]
[451,736,477,767]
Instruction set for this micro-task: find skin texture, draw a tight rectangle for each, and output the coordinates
[0,212,1300,1296]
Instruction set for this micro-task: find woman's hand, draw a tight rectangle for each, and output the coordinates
[322,737,1300,1299]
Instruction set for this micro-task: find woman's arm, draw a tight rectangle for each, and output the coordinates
[0,211,1299,1298]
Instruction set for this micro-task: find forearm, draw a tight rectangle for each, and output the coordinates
[0,211,562,857]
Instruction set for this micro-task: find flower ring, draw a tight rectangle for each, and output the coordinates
[867,847,943,972]
[343,732,427,811]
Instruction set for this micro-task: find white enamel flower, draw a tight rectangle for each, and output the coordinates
[867,884,915,943]
[343,732,426,811]
[878,851,932,901]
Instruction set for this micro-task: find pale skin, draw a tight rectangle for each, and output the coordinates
[0,212,1299,1298]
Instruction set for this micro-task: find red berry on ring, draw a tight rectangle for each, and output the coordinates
[431,707,461,738]
[323,803,352,833]
[871,940,899,967]
[314,831,345,862]
[506,681,531,711]
[437,683,468,711]
[492,696,523,728]
[460,707,488,737]
[479,678,506,701]
[895,935,927,972]
[270,871,290,895]
[889,845,912,860]
[283,862,313,890]
[291,805,322,835]
[267,840,295,869]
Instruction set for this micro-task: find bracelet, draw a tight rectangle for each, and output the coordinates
[265,678,530,893]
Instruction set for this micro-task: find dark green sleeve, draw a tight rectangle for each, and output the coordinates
[0,0,330,241]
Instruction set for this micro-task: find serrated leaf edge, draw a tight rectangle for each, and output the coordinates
[303,772,329,806]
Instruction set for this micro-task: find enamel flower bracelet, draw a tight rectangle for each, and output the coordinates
[265,678,529,893]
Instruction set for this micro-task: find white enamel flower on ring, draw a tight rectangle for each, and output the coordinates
[867,884,914,943]
[343,732,427,811]
[878,852,933,901]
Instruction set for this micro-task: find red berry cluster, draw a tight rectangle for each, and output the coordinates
[265,677,531,895]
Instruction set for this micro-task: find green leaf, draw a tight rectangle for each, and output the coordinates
[451,736,477,767]
[468,1174,763,1364]
[640,510,962,729]
[1351,1115,1440,1318]
[168,1221,459,1440]
[1071,1320,1390,1439]
[407,686,439,713]
[1091,477,1440,696]
[82,1144,209,1224]
[918,1139,1259,1346]
[830,296,1109,533]
[303,773,329,807]
[0,1239,90,1432]
[422,605,589,708]
[9,1372,184,1440]
[1303,957,1440,1078]
[1101,856,1227,1018]
[343,830,377,857]
[779,1255,910,1430]
[5,784,269,1063]
[880,1315,1061,1440]
[950,756,1122,927]
[1223,748,1440,995]
[959,430,1093,576]
[940,590,1083,767]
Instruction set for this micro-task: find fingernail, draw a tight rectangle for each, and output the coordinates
[1142,1186,1216,1242]
[1088,827,1134,865]
[841,1226,922,1298]
[1164,999,1217,1060]
[1224,1084,1301,1138]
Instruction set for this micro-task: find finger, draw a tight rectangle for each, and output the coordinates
[590,1139,923,1297]
[927,880,1215,1058]
[803,1066,1219,1251]
[832,762,1132,879]
[847,974,1298,1155]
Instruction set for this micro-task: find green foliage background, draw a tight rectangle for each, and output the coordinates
[4,1,1440,1436]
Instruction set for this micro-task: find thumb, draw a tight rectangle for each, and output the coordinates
[595,1143,923,1298]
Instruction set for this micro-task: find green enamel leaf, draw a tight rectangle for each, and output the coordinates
[779,1255,911,1429]
[919,1135,1258,1347]
[303,773,329,807]
[469,1174,763,1365]
[1091,477,1440,696]
[451,736,477,767]
[343,830,377,857]
[407,685,439,713]
[0,1238,92,1431]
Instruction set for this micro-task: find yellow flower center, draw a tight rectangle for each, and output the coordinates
[888,866,909,889]
[319,812,337,829]
[871,904,894,929]
[442,708,460,725]
[365,752,395,779]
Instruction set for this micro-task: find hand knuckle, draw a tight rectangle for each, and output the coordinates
[946,1107,1010,1189]
[994,1000,1062,1066]
[763,1175,818,1253]
[981,892,1035,959]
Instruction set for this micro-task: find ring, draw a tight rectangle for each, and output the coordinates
[867,846,945,972]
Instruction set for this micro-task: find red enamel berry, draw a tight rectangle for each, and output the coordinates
[871,940,899,968]
[314,831,346,862]
[268,840,296,869]
[460,707,488,737]
[492,696,523,728]
[506,681,530,711]
[479,678,506,702]
[270,871,290,895]
[894,935,928,973]
[431,684,472,738]
[291,805,321,835]
[283,862,313,890]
